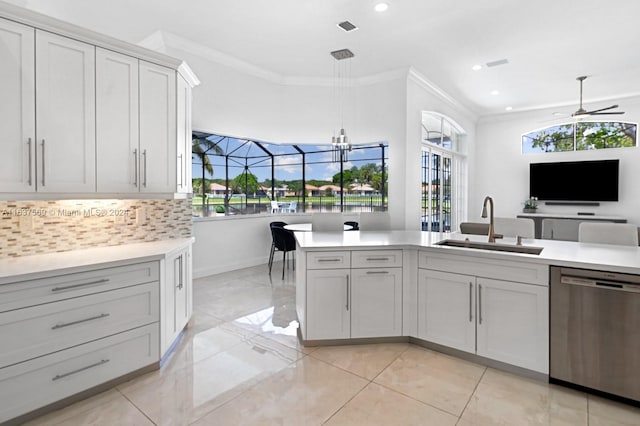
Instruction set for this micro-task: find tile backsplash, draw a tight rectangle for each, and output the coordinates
[0,199,192,258]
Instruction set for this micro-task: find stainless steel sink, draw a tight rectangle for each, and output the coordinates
[434,239,544,255]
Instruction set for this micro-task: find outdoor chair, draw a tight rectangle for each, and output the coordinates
[268,221,288,272]
[270,226,296,279]
[270,201,281,214]
[287,201,297,213]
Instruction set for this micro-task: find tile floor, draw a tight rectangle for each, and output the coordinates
[25,262,640,425]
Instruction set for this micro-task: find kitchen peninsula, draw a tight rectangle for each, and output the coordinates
[294,230,640,380]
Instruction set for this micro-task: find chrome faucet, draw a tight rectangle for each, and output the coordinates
[481,196,496,243]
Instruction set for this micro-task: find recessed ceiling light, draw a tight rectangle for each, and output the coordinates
[491,90,500,96]
[374,3,389,12]
[505,106,513,111]
[471,64,482,71]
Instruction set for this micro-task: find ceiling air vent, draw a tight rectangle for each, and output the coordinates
[331,49,355,60]
[486,58,509,68]
[337,21,358,32]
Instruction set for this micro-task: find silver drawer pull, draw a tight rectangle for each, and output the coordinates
[365,257,390,261]
[366,271,389,275]
[52,359,110,381]
[27,138,32,186]
[51,313,110,330]
[51,278,110,292]
[317,258,342,262]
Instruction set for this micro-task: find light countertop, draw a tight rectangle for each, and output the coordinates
[294,230,640,275]
[0,238,194,284]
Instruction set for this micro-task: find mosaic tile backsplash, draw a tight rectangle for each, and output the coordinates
[0,199,192,258]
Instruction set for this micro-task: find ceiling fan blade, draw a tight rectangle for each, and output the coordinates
[590,111,625,115]
[585,104,619,114]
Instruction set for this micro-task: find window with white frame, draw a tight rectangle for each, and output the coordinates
[421,113,466,233]
[522,121,637,153]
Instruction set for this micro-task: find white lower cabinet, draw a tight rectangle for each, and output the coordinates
[417,253,549,373]
[0,241,193,423]
[0,323,158,423]
[301,250,403,341]
[351,267,402,338]
[162,245,193,355]
[306,269,351,340]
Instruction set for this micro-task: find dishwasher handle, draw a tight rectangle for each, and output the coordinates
[560,275,640,293]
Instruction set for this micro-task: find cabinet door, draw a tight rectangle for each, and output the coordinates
[162,246,192,356]
[417,269,475,353]
[351,268,402,338]
[306,269,350,340]
[139,61,176,193]
[0,18,35,192]
[35,30,95,192]
[96,48,139,192]
[476,278,549,373]
[176,75,192,194]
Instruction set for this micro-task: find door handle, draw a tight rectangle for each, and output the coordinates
[41,139,46,186]
[346,274,350,311]
[469,282,473,322]
[142,149,147,187]
[478,284,483,325]
[27,138,33,186]
[133,149,138,186]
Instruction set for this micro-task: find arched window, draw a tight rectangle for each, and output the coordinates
[522,121,636,153]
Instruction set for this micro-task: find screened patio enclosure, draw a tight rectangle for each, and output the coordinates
[192,131,389,217]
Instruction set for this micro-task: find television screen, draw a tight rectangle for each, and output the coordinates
[529,159,619,202]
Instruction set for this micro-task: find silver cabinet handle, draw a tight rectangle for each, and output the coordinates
[478,284,483,325]
[317,258,342,262]
[346,274,350,310]
[178,154,183,187]
[176,255,183,290]
[27,138,32,186]
[133,149,138,186]
[365,257,390,261]
[142,149,147,187]
[51,278,110,292]
[41,139,46,186]
[52,359,110,381]
[469,282,473,322]
[51,313,110,330]
[366,270,389,275]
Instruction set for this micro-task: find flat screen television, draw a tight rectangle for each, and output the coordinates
[529,159,619,202]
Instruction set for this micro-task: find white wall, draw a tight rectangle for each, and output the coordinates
[474,96,640,225]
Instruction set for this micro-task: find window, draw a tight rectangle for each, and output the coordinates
[522,121,637,153]
[421,113,466,233]
[192,131,389,217]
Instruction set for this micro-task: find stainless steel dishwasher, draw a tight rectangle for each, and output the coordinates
[550,266,640,403]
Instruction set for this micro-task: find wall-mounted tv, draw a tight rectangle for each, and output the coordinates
[529,159,619,202]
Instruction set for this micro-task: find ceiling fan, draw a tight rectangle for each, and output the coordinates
[571,76,624,118]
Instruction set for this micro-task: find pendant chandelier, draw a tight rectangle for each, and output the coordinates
[330,48,354,162]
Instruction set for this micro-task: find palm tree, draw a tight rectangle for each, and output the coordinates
[192,134,224,210]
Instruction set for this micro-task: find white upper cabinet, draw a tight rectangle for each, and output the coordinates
[35,30,96,193]
[0,7,197,198]
[139,61,177,193]
[0,18,35,192]
[96,48,139,193]
[176,74,192,194]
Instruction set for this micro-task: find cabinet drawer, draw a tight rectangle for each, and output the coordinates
[0,261,160,313]
[0,323,159,423]
[0,282,159,369]
[351,250,402,268]
[306,251,351,269]
[419,251,548,286]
